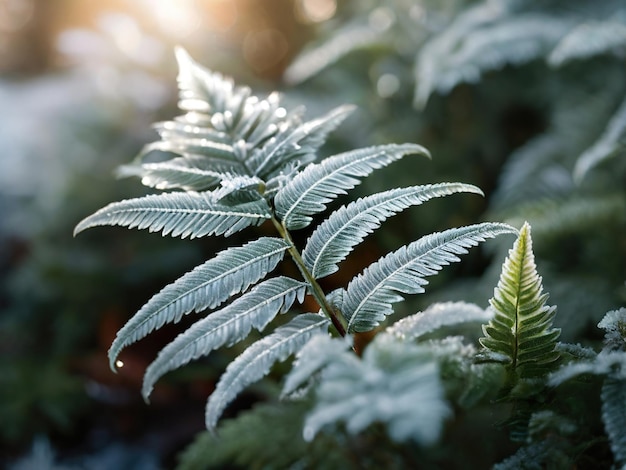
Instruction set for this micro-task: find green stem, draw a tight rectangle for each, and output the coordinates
[271,217,347,337]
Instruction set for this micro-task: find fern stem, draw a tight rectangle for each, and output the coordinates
[270,217,347,337]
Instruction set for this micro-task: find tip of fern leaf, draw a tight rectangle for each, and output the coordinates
[73,218,92,237]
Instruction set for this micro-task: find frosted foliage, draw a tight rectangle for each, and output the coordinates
[303,335,451,445]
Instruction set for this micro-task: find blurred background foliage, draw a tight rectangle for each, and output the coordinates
[1,0,625,468]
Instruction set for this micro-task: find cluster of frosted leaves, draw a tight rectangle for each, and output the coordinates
[414,0,626,108]
[285,333,451,446]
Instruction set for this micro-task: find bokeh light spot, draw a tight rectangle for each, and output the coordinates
[243,28,289,73]
[0,0,34,32]
[377,73,400,98]
[296,0,336,24]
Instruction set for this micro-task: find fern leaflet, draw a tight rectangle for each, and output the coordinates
[107,237,289,370]
[73,191,271,239]
[205,314,329,429]
[302,182,483,279]
[386,301,492,342]
[142,276,307,400]
[274,143,429,230]
[549,20,626,67]
[248,105,355,178]
[342,222,516,333]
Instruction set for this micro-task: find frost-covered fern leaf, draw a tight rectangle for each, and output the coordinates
[142,276,307,400]
[415,7,571,108]
[108,238,289,370]
[479,222,561,379]
[282,334,352,398]
[549,20,626,67]
[119,155,234,192]
[302,334,451,445]
[342,222,516,333]
[302,182,483,279]
[205,314,329,429]
[284,19,392,85]
[490,134,572,210]
[574,95,626,183]
[175,47,301,145]
[601,378,626,466]
[502,194,626,241]
[387,301,491,342]
[598,308,626,351]
[248,105,355,179]
[274,143,429,230]
[73,191,271,238]
[549,351,626,386]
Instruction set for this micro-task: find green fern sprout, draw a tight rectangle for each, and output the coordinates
[75,48,516,430]
[479,222,560,384]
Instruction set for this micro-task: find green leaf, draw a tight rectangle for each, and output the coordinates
[479,222,561,379]
[142,276,307,400]
[342,222,517,333]
[274,143,429,230]
[73,191,271,239]
[108,238,289,370]
[205,314,330,429]
[303,183,483,279]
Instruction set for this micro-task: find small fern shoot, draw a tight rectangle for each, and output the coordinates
[75,49,515,431]
[480,222,560,383]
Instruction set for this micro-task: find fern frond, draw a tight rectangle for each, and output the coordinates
[248,105,355,179]
[601,378,626,466]
[142,276,307,400]
[274,143,430,230]
[598,308,626,351]
[152,118,232,146]
[549,20,626,67]
[548,351,626,386]
[73,191,271,238]
[302,182,483,279]
[490,134,571,210]
[574,95,626,183]
[415,6,570,107]
[386,301,491,342]
[175,47,303,149]
[107,238,289,370]
[479,222,560,379]
[303,334,451,445]
[118,155,232,192]
[205,313,330,429]
[342,222,516,333]
[135,138,244,173]
[284,21,388,85]
[502,194,626,241]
